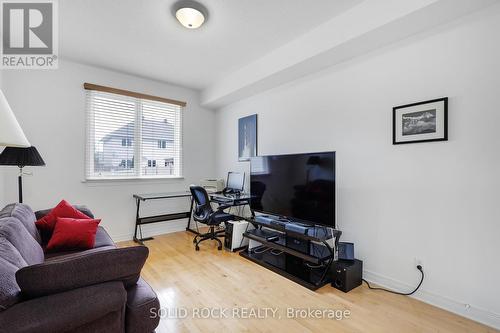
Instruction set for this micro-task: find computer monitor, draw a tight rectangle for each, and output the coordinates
[226,172,245,193]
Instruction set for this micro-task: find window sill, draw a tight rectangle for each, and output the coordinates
[82,176,184,185]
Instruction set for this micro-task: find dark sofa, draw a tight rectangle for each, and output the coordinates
[0,203,160,333]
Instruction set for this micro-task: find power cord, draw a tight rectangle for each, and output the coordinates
[362,265,424,296]
[252,246,270,254]
[270,249,283,256]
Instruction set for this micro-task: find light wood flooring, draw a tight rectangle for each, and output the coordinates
[119,231,497,333]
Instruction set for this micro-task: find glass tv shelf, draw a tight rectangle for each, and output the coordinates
[240,216,342,290]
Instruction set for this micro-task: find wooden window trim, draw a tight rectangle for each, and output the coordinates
[84,83,187,107]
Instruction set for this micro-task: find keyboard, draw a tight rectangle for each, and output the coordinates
[211,195,232,202]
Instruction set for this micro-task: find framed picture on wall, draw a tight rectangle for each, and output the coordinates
[238,114,257,161]
[393,97,448,145]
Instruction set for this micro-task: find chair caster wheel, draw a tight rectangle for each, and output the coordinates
[195,246,200,251]
[218,246,222,250]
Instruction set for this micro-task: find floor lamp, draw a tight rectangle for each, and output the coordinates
[0,89,37,203]
[0,146,45,203]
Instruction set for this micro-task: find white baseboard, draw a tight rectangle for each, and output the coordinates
[363,270,500,330]
[111,219,191,243]
[112,234,134,243]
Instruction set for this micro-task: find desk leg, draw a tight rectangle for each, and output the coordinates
[250,205,255,218]
[133,199,154,245]
[133,198,142,244]
[185,197,200,235]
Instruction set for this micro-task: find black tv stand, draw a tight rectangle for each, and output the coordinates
[240,217,342,290]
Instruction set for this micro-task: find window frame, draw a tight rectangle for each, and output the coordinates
[85,89,184,181]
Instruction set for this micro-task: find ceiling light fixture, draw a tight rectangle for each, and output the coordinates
[172,0,208,29]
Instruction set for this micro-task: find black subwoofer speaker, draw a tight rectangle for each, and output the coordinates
[331,259,363,292]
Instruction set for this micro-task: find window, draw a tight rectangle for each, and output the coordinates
[164,158,174,167]
[85,87,184,179]
[119,159,134,169]
[251,156,270,175]
[157,140,167,149]
[121,138,132,147]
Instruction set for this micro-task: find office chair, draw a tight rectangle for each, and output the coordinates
[189,185,234,251]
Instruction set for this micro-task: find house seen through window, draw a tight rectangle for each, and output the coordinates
[164,158,174,167]
[121,138,132,147]
[86,88,183,179]
[157,140,167,149]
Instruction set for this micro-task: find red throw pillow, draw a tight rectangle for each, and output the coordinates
[35,200,90,232]
[46,218,101,251]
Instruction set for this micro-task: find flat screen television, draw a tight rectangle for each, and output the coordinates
[250,151,335,227]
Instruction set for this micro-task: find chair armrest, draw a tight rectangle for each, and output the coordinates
[0,281,126,333]
[16,246,148,298]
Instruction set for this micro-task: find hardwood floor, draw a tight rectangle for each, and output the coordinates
[120,231,496,333]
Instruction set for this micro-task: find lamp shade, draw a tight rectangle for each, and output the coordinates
[0,146,45,168]
[0,89,30,147]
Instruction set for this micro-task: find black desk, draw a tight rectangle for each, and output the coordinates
[133,191,193,244]
[210,193,254,207]
[132,191,253,244]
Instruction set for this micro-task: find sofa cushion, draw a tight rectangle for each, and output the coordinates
[93,226,115,248]
[35,200,91,233]
[0,258,22,312]
[0,218,44,266]
[35,205,95,245]
[125,278,160,333]
[16,246,149,298]
[0,204,41,244]
[43,245,116,260]
[35,205,95,220]
[0,239,27,311]
[0,281,127,332]
[43,226,116,259]
[0,238,28,268]
[46,218,101,252]
[70,309,124,333]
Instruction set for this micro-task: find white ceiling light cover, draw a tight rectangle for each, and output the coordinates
[176,7,205,29]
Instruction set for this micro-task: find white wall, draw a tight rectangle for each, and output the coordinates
[0,70,4,206]
[214,5,500,329]
[1,60,216,241]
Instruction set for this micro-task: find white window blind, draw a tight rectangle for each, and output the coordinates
[86,90,183,179]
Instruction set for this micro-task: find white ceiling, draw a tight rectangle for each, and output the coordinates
[201,0,498,107]
[60,0,357,90]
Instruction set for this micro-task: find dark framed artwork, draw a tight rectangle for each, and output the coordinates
[238,114,257,161]
[393,97,448,145]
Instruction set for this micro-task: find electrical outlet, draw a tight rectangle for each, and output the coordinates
[414,257,423,267]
